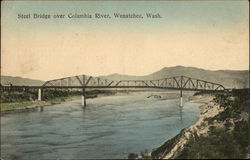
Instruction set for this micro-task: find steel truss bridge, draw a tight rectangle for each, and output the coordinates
[42,75,225,91]
[1,75,226,107]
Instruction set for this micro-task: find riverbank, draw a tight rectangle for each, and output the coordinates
[0,90,115,114]
[151,95,222,158]
[0,95,81,114]
[149,89,249,159]
[0,89,166,114]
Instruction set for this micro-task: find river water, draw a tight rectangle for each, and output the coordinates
[1,91,204,159]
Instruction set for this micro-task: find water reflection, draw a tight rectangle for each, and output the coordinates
[179,106,183,123]
[81,106,86,112]
[39,106,44,112]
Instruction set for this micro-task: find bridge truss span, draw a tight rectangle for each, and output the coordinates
[1,75,226,107]
[42,75,225,91]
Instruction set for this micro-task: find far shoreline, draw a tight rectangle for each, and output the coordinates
[1,90,198,116]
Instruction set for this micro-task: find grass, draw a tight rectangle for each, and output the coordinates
[0,89,115,112]
[1,101,33,111]
[1,95,81,112]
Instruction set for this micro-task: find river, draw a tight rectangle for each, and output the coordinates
[1,91,204,159]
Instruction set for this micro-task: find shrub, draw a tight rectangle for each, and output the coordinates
[128,153,138,159]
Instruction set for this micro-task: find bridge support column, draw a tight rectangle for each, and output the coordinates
[82,88,86,107]
[38,88,42,101]
[180,89,183,107]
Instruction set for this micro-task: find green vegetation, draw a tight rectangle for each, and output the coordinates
[0,89,115,112]
[177,89,250,159]
[1,101,33,112]
[1,89,115,103]
[178,123,249,159]
[128,153,139,159]
[1,91,38,103]
[210,89,249,121]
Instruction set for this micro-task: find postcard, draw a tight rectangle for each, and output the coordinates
[1,0,249,159]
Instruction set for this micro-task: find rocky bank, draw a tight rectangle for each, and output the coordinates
[151,95,225,159]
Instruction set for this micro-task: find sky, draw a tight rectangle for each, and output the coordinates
[1,0,249,81]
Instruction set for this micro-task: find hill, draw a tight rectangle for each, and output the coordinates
[1,76,44,86]
[1,66,248,88]
[101,66,249,89]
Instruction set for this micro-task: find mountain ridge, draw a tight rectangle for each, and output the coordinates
[1,66,249,88]
[0,76,45,86]
[100,66,249,88]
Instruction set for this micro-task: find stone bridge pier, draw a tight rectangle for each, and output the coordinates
[38,88,42,101]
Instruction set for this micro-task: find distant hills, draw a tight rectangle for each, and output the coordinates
[1,66,249,88]
[1,76,44,86]
[101,66,249,89]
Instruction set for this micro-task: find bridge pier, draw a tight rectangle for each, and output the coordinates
[82,88,86,107]
[180,97,183,107]
[38,88,42,101]
[180,89,183,107]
